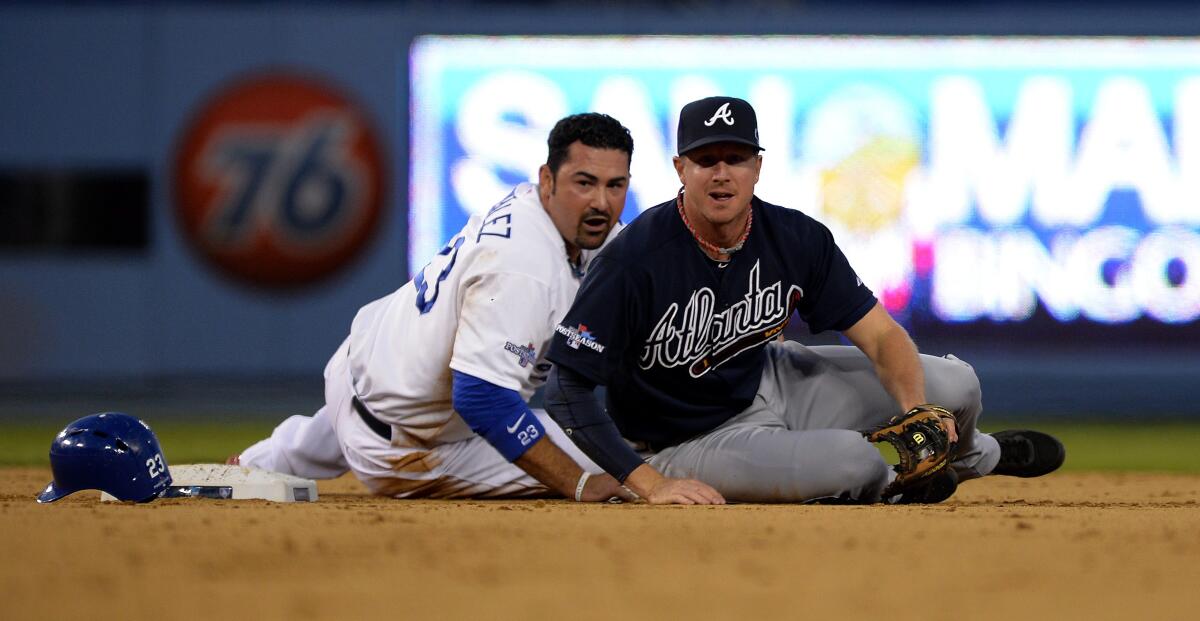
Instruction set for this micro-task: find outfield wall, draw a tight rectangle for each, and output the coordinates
[1,3,1198,415]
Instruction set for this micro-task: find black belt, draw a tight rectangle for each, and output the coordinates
[352,396,392,440]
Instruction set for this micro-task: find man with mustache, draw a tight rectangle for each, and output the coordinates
[544,97,1065,504]
[231,113,656,501]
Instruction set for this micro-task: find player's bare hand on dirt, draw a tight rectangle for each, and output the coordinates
[624,464,724,505]
[645,477,725,505]
[580,473,638,502]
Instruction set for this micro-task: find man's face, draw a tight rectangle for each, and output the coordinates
[673,142,762,225]
[539,142,630,260]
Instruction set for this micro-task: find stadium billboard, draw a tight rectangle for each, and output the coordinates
[410,36,1200,342]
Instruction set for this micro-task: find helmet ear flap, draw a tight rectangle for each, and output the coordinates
[37,413,172,503]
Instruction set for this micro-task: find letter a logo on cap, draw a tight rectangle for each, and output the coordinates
[703,102,735,127]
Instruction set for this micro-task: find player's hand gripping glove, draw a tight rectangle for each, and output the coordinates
[865,404,957,499]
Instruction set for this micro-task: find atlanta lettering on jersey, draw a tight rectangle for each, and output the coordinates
[639,261,803,378]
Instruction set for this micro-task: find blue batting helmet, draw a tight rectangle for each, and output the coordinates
[37,412,172,503]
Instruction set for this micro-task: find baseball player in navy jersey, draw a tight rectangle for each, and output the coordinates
[231,113,638,501]
[544,96,1065,505]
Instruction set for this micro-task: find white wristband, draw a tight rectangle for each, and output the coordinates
[574,471,591,502]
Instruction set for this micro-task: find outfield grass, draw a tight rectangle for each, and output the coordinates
[3,419,1198,472]
[981,420,1200,473]
[0,420,277,467]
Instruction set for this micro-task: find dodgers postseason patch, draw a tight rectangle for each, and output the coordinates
[504,341,537,367]
[554,323,606,353]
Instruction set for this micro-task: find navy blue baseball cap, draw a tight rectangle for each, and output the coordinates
[676,96,763,155]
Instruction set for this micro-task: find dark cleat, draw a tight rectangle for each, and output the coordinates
[991,430,1065,477]
[893,468,959,504]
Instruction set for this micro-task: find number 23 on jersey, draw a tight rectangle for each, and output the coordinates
[413,190,517,314]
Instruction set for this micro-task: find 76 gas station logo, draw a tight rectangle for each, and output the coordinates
[174,73,385,289]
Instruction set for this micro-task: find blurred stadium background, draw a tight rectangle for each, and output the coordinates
[2,1,1199,471]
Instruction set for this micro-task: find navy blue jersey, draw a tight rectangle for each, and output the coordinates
[546,196,877,449]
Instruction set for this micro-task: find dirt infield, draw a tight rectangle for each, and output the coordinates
[2,468,1198,621]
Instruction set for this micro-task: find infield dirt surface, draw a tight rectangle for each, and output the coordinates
[2,468,1198,620]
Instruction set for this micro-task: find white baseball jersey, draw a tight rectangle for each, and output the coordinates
[237,182,616,496]
[345,182,616,448]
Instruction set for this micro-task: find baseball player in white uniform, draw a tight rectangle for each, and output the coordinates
[232,113,636,501]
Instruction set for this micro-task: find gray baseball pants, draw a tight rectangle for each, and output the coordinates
[646,342,1001,503]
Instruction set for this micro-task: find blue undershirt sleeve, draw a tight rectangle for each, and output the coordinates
[543,364,646,482]
[451,371,545,462]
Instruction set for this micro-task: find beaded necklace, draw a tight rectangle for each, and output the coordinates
[675,188,753,257]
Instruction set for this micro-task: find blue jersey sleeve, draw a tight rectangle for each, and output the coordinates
[546,254,636,385]
[451,371,545,462]
[798,222,877,333]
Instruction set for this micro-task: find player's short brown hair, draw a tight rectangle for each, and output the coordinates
[546,113,633,175]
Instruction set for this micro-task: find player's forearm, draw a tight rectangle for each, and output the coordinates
[869,328,925,412]
[844,304,926,411]
[513,436,585,497]
[543,365,646,482]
